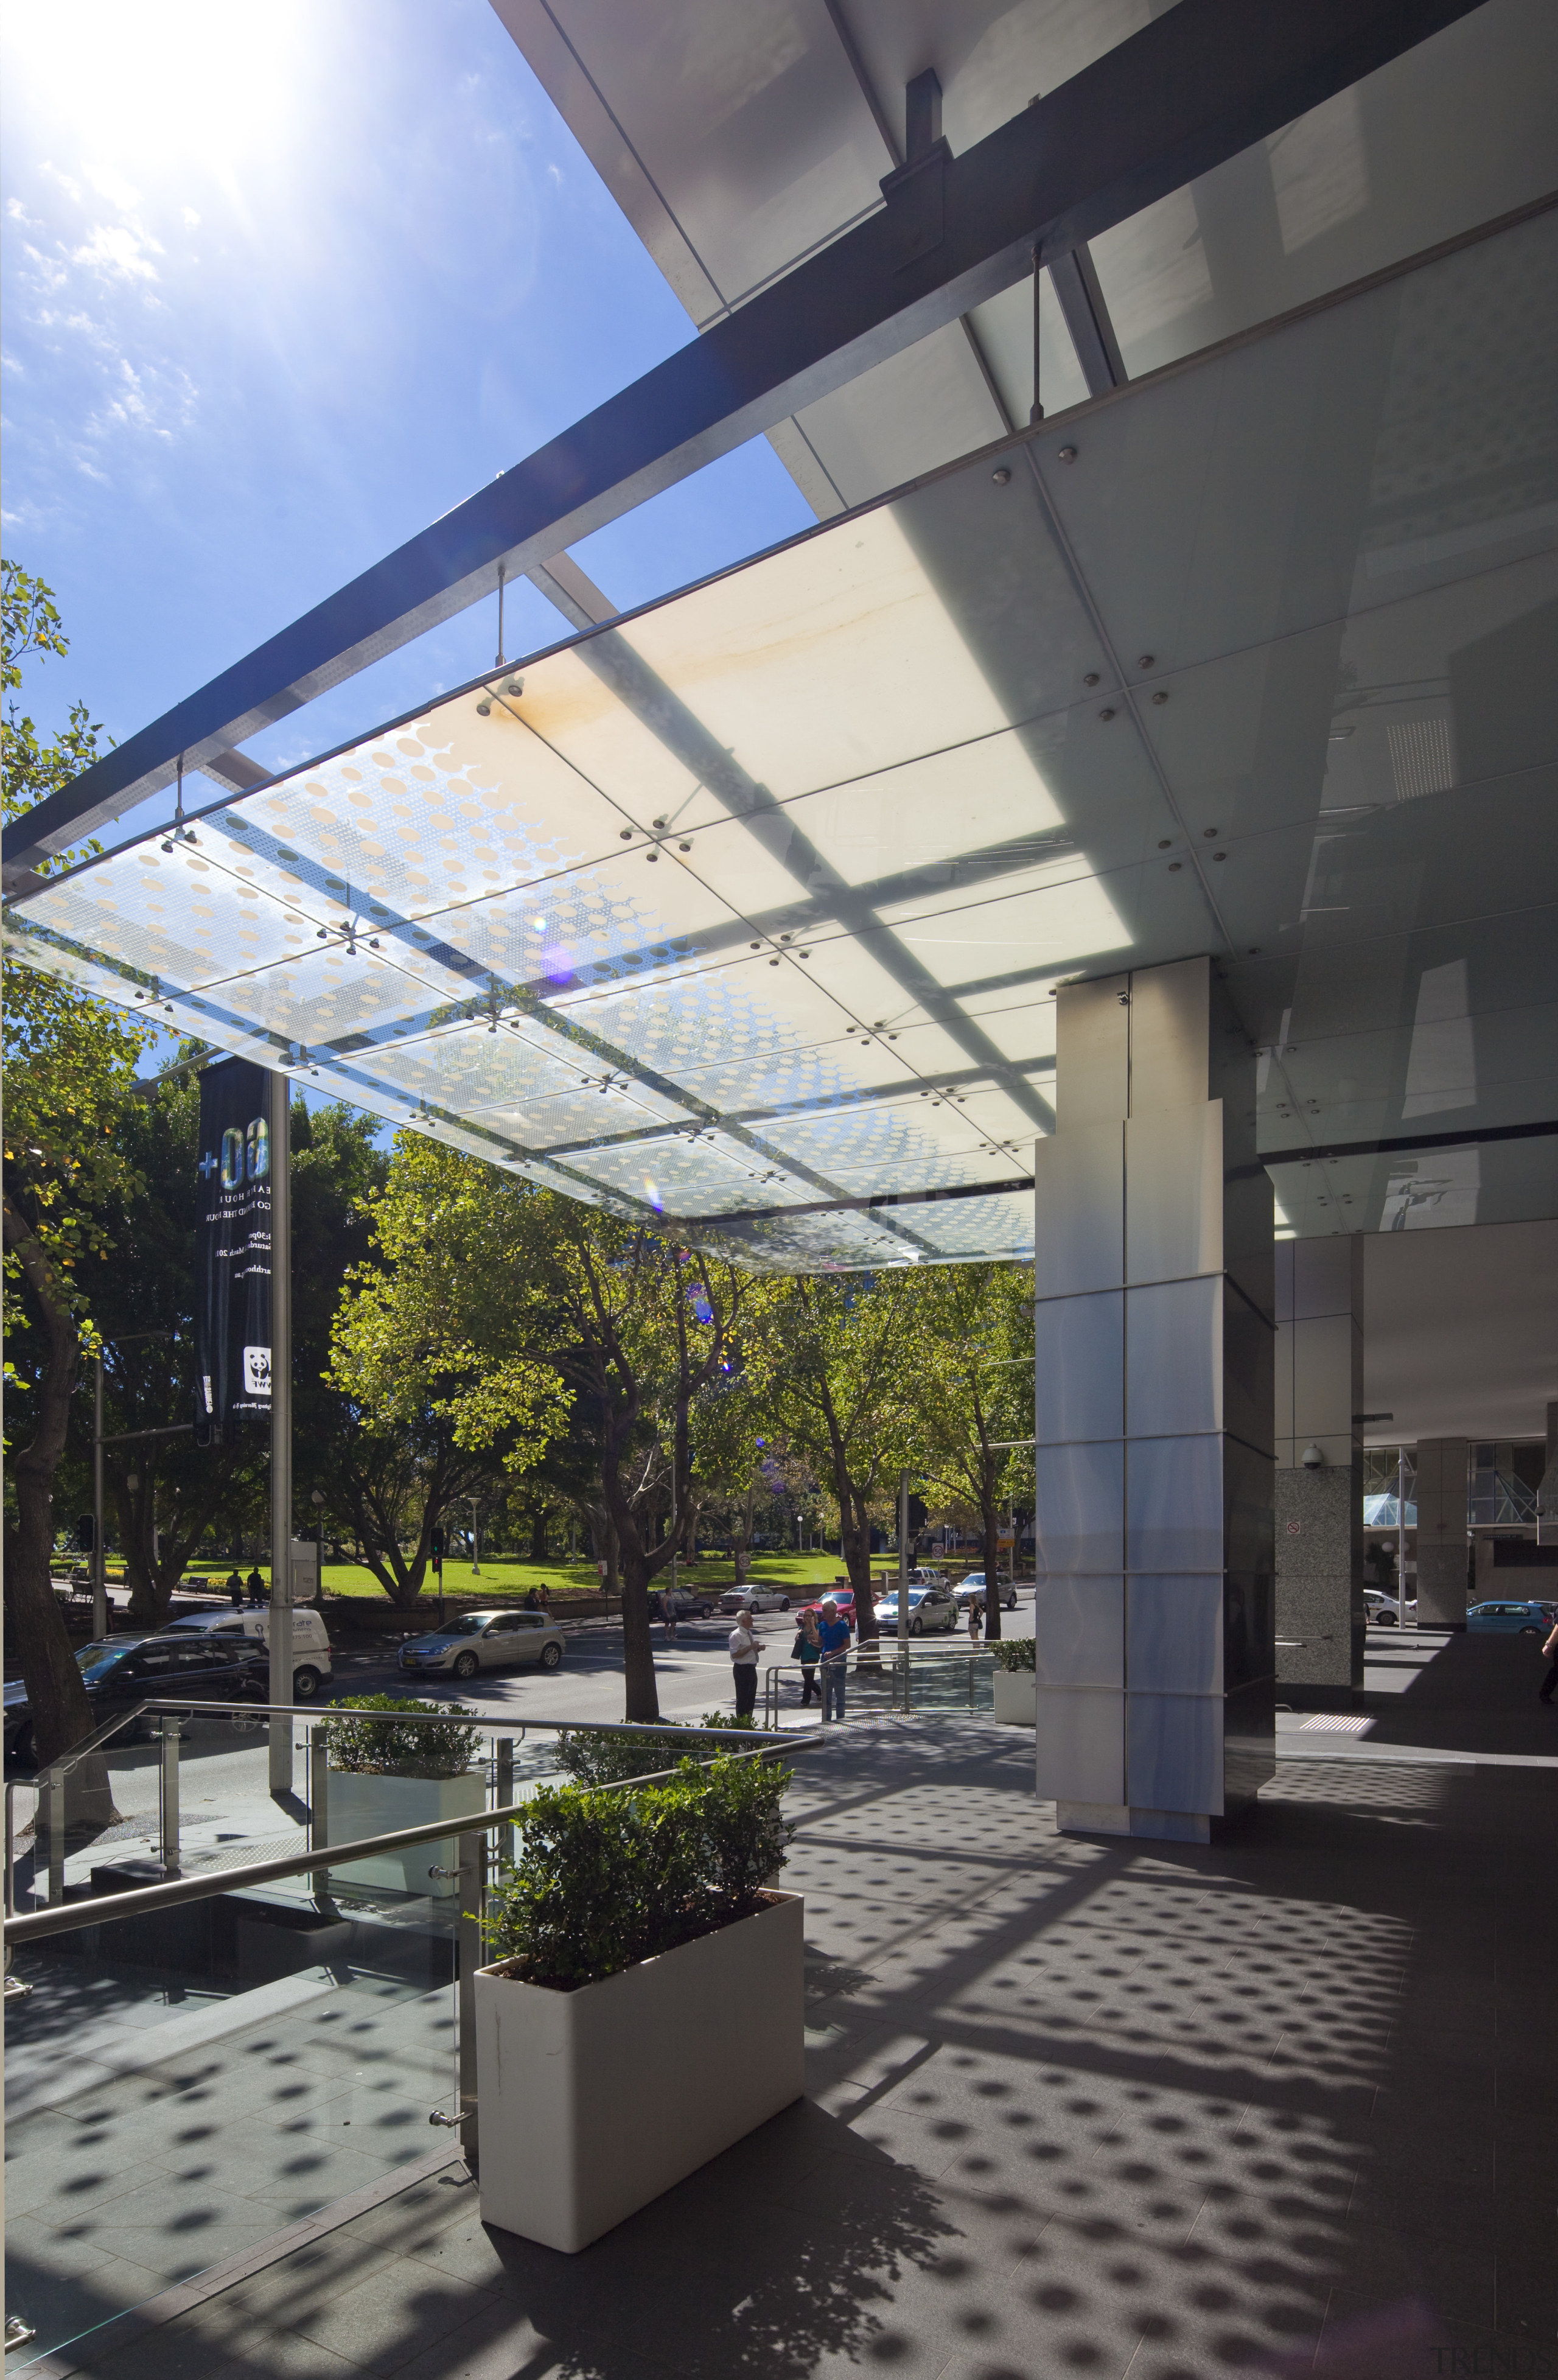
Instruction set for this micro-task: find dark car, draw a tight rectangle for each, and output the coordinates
[648,1586,716,1620]
[3,1633,269,1767]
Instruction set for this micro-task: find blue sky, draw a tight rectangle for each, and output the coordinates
[1,0,812,816]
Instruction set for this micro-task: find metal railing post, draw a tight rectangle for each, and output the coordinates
[44,1768,65,1906]
[457,1827,485,2175]
[309,1727,329,1852]
[159,1721,182,1877]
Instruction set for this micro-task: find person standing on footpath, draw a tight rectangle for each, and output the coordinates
[816,1597,851,1723]
[792,1606,822,1706]
[728,1604,761,1718]
[226,1570,245,1612]
[1540,1614,1558,1706]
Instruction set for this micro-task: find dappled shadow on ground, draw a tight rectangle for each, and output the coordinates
[40,1729,1556,2379]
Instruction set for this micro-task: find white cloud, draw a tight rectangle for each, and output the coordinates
[72,223,163,282]
[39,159,82,201]
[182,206,201,227]
[86,163,142,211]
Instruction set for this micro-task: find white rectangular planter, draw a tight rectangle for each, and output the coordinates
[992,1667,1037,1726]
[476,1889,804,2253]
[327,1767,484,1899]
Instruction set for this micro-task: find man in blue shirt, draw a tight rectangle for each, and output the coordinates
[816,1598,851,1723]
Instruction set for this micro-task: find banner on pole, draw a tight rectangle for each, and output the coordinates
[194,1057,273,1441]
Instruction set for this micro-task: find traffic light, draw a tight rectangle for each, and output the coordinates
[431,1522,445,1575]
[77,1514,96,1554]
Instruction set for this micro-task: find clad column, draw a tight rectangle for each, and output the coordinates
[1413,1439,1469,1626]
[268,1070,294,1793]
[1032,956,1275,1843]
[1274,1241,1364,1699]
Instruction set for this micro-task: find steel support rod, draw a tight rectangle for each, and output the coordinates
[268,1070,293,1794]
[309,1731,329,1853]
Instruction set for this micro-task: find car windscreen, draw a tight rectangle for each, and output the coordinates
[75,1644,133,1679]
[438,1616,487,1637]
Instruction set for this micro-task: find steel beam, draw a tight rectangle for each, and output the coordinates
[1048,244,1128,396]
[4,0,1483,875]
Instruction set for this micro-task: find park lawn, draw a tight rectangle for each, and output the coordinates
[180,1551,858,1602]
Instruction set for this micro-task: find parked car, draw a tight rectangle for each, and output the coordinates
[1466,1598,1556,1636]
[1363,1588,1417,1627]
[4,1633,270,1766]
[648,1586,716,1620]
[952,1571,1019,1614]
[717,1584,791,1614]
[798,1588,856,1630]
[162,1605,335,1700]
[872,1584,960,1636]
[398,1608,565,1679]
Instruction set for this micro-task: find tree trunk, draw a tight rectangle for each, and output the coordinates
[980,1459,1003,1642]
[610,1499,660,1723]
[529,1510,548,1563]
[2,1198,117,1826]
[839,1488,878,1657]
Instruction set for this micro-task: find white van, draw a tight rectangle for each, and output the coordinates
[163,1606,334,1700]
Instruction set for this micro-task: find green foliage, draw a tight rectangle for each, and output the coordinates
[990,1637,1036,1673]
[483,1753,792,1990]
[323,1693,482,1779]
[554,1713,758,1788]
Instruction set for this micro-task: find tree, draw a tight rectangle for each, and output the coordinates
[916,1264,1035,1640]
[2,561,152,1773]
[764,1271,927,1650]
[517,1197,780,1721]
[326,1136,568,1606]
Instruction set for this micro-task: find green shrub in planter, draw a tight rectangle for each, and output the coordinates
[323,1693,482,1779]
[483,1754,792,1991]
[555,1713,756,1789]
[990,1637,1036,1674]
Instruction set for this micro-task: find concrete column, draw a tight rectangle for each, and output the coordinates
[1414,1438,1469,1625]
[1274,1241,1364,1699]
[1032,956,1275,1844]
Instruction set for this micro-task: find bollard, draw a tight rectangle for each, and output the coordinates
[44,1768,65,1906]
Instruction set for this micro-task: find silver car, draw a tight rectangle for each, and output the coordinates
[953,1572,1019,1614]
[717,1584,792,1614]
[872,1585,959,1636]
[399,1609,565,1680]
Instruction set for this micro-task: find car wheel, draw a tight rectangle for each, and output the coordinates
[780,1598,790,1611]
[697,1603,713,1619]
[539,1642,562,1671]
[1005,1592,1017,1609]
[910,1617,923,1637]
[292,1667,321,1701]
[453,1651,480,1679]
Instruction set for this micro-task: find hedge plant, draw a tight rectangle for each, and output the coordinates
[989,1637,1035,1673]
[482,1752,792,1990]
[323,1693,482,1779]
[554,1712,756,1788]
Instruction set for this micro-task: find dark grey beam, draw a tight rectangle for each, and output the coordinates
[1047,243,1128,396]
[4,0,1483,876]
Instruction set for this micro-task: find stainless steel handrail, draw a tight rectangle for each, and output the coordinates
[4,1732,813,1947]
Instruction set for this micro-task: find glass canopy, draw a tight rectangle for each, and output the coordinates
[7,201,1555,1269]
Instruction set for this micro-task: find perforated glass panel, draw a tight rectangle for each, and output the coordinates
[7,205,1556,1266]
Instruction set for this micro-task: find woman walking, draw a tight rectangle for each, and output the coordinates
[792,1607,822,1706]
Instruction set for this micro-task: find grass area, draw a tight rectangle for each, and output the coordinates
[176,1551,863,1603]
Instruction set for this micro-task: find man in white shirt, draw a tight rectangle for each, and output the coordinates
[728,1605,761,1720]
